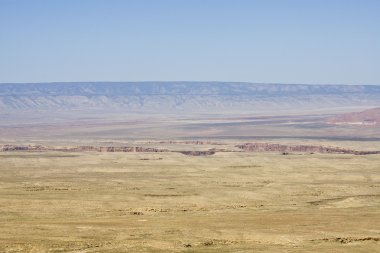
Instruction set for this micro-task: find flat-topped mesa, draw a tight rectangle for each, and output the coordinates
[235,143,380,155]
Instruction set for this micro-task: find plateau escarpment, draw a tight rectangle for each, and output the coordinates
[1,82,380,113]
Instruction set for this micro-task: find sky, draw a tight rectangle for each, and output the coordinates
[0,0,379,84]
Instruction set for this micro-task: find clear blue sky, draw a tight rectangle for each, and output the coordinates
[0,0,379,84]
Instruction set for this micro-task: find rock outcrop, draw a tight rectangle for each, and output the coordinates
[0,145,169,153]
[178,150,216,156]
[236,143,380,155]
[1,143,379,155]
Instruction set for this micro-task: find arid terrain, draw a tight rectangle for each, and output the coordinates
[1,83,380,252]
[0,149,379,252]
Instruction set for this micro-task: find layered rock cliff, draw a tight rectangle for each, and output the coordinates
[236,143,380,155]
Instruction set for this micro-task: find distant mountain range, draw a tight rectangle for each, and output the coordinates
[1,82,380,114]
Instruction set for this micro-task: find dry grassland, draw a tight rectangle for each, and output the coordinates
[0,151,380,252]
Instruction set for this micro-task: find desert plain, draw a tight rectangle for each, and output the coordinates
[1,139,380,252]
[1,83,380,252]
